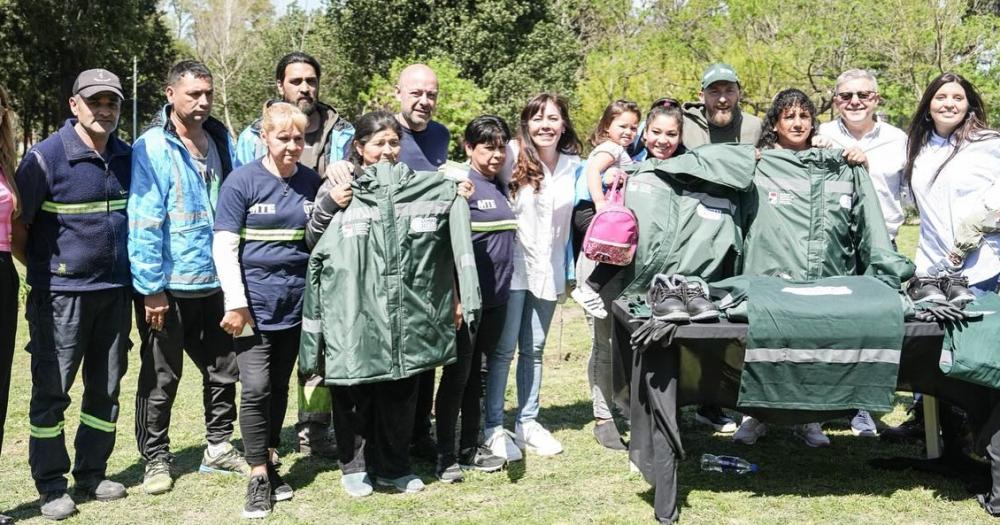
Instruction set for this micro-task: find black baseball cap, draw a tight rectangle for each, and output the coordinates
[73,69,124,99]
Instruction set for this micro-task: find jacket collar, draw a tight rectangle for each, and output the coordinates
[155,105,234,176]
[58,119,129,163]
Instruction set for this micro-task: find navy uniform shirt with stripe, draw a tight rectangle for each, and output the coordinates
[214,159,321,329]
[468,168,516,307]
[14,119,132,291]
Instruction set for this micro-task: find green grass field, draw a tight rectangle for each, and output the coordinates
[2,225,996,524]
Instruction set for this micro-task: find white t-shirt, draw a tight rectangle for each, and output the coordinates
[818,119,907,239]
[502,141,581,301]
[588,141,633,169]
[911,131,1000,284]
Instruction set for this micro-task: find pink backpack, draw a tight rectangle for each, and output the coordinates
[582,171,638,266]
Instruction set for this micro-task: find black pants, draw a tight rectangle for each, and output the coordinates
[235,327,299,466]
[27,287,131,494]
[0,252,18,457]
[437,304,508,458]
[412,369,435,443]
[134,291,238,461]
[332,376,419,478]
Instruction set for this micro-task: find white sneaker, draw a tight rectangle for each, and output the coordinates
[484,426,523,462]
[515,421,563,456]
[851,410,878,437]
[571,284,607,319]
[795,422,831,447]
[732,416,767,445]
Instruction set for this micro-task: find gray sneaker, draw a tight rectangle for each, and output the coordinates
[143,457,174,495]
[39,492,77,520]
[200,443,251,475]
[74,479,126,502]
[376,474,425,493]
[340,472,373,498]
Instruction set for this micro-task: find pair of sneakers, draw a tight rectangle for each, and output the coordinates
[144,442,250,496]
[908,274,975,306]
[40,479,127,521]
[648,274,720,322]
[732,416,830,448]
[485,421,563,461]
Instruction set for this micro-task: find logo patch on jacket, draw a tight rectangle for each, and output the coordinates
[477,199,497,210]
[342,222,370,238]
[303,201,315,217]
[411,217,438,233]
[767,191,794,205]
[249,203,276,215]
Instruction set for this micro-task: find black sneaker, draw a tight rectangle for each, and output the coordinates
[39,491,77,521]
[880,401,925,444]
[435,455,464,483]
[940,275,975,307]
[457,446,506,473]
[684,282,720,322]
[648,274,689,322]
[74,479,126,502]
[242,475,272,519]
[907,276,947,304]
[266,462,293,502]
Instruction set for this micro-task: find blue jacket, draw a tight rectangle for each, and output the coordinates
[15,120,132,291]
[128,105,239,295]
[235,101,354,175]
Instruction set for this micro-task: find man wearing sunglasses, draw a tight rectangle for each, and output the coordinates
[816,68,908,440]
[682,63,762,148]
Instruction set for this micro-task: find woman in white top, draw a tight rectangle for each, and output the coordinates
[904,72,1000,295]
[483,93,582,460]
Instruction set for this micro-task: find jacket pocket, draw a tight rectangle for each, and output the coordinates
[168,221,215,282]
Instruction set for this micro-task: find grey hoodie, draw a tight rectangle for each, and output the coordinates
[682,102,762,149]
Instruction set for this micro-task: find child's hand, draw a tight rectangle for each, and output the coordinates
[602,167,627,187]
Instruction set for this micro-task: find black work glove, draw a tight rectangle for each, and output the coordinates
[629,318,678,352]
[913,301,974,323]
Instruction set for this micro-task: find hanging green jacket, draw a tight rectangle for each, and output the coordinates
[298,162,481,386]
[621,143,758,295]
[740,148,914,285]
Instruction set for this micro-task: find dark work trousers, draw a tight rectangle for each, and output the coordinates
[0,252,18,458]
[976,393,1000,515]
[412,369,435,443]
[442,304,507,456]
[134,291,238,461]
[235,327,299,466]
[330,384,370,475]
[26,287,131,494]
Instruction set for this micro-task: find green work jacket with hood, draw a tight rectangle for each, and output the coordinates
[621,144,758,295]
[681,103,763,148]
[298,162,482,386]
[740,148,914,284]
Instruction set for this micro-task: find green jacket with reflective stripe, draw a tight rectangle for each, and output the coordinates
[740,148,914,284]
[298,162,482,385]
[621,144,758,295]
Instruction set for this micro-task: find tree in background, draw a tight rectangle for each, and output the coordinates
[0,0,177,145]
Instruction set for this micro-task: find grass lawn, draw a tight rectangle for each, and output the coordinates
[2,225,996,524]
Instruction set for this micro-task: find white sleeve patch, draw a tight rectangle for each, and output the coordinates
[461,254,477,268]
[302,316,322,333]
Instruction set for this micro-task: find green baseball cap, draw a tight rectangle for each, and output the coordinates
[701,63,740,90]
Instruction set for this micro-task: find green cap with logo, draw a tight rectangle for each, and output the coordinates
[701,63,740,90]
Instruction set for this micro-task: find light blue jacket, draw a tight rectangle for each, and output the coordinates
[235,101,354,175]
[128,105,239,295]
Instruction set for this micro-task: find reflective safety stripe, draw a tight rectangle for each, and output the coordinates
[30,421,65,439]
[301,316,321,333]
[470,219,518,232]
[240,228,306,241]
[744,348,901,365]
[41,199,127,214]
[80,412,116,433]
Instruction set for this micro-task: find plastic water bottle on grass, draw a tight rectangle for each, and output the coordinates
[700,453,758,474]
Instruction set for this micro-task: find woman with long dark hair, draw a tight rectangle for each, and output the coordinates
[483,93,582,460]
[904,72,1000,295]
[0,84,20,525]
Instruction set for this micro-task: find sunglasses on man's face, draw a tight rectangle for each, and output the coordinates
[835,91,877,103]
[652,97,681,109]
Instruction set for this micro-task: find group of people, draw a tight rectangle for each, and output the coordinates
[0,48,998,523]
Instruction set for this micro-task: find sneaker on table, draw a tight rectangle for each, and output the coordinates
[458,445,506,472]
[484,426,523,462]
[200,442,251,475]
[694,406,737,433]
[733,416,767,445]
[572,284,607,319]
[851,409,878,437]
[515,421,563,456]
[795,422,831,447]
